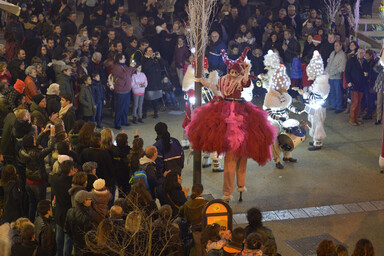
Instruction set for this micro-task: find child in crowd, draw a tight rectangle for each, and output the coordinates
[262,23,274,46]
[162,77,179,110]
[91,178,112,224]
[91,73,106,128]
[82,161,98,192]
[202,223,231,255]
[228,46,240,60]
[301,22,317,40]
[79,75,95,122]
[248,47,267,98]
[131,64,147,123]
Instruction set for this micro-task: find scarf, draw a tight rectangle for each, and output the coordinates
[59,103,73,118]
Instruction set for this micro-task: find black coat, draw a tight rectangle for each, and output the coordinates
[64,204,92,250]
[0,112,16,157]
[79,146,114,187]
[49,174,72,228]
[61,106,76,133]
[283,37,301,63]
[46,94,61,116]
[3,181,23,222]
[156,185,187,218]
[141,57,165,91]
[345,56,368,92]
[34,215,56,256]
[11,240,50,256]
[61,19,77,37]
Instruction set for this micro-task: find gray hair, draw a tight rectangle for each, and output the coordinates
[25,66,36,75]
[92,52,102,60]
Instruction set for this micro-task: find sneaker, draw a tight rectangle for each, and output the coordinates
[356,120,363,125]
[375,120,382,125]
[349,121,358,126]
[138,118,144,123]
[275,162,284,169]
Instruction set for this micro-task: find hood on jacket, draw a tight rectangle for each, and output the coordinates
[14,79,25,94]
[68,184,86,196]
[139,155,155,165]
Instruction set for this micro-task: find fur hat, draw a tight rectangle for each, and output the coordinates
[93,178,105,190]
[75,190,92,203]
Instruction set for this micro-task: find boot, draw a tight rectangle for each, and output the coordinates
[132,116,137,124]
[138,118,144,123]
[181,139,190,150]
[212,160,224,172]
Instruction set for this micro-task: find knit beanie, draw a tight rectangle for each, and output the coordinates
[14,79,26,94]
[93,178,105,191]
[32,94,45,105]
[75,190,92,203]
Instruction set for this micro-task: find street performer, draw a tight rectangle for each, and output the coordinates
[186,47,276,201]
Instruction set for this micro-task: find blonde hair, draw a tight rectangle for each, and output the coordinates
[101,128,113,151]
[125,211,142,233]
[10,217,32,230]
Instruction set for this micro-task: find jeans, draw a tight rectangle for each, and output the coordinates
[56,224,73,256]
[132,94,144,118]
[329,79,343,110]
[93,102,103,126]
[284,62,292,78]
[25,182,46,222]
[164,91,178,107]
[114,91,131,127]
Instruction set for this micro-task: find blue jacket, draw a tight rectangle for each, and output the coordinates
[206,40,227,73]
[91,80,106,105]
[154,137,184,175]
[291,57,303,79]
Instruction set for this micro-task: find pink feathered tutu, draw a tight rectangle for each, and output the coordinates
[185,98,277,166]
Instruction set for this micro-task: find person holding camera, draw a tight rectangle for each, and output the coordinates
[335,4,355,43]
[142,47,165,119]
[19,124,56,222]
[111,53,136,129]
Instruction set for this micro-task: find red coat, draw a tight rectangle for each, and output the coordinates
[24,75,39,103]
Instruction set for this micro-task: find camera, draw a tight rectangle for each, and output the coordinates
[48,124,53,129]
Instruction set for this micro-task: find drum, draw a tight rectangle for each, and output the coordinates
[278,119,306,152]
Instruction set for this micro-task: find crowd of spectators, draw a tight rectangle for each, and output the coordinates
[0,0,382,255]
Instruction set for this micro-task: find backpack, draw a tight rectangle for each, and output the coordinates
[129,170,149,189]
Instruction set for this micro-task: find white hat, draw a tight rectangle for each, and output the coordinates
[47,83,60,95]
[93,178,105,191]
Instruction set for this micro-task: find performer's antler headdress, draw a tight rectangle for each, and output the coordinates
[221,47,251,74]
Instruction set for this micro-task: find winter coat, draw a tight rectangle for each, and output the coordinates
[3,87,22,111]
[0,96,9,129]
[131,72,148,95]
[19,133,55,182]
[34,215,56,256]
[79,146,114,187]
[244,225,276,246]
[206,40,227,72]
[49,173,73,228]
[111,145,131,181]
[366,58,379,88]
[325,50,347,80]
[57,73,74,101]
[374,62,384,93]
[30,101,49,129]
[60,106,76,133]
[141,57,165,92]
[335,13,355,42]
[79,84,95,117]
[179,198,209,226]
[345,56,368,92]
[91,80,106,105]
[61,19,77,37]
[11,240,49,256]
[24,76,40,103]
[68,184,86,207]
[111,63,135,94]
[2,181,22,222]
[283,37,301,63]
[320,41,335,67]
[154,137,184,175]
[247,53,265,76]
[13,118,33,140]
[46,94,61,116]
[139,156,161,197]
[0,112,16,156]
[156,185,187,218]
[173,45,190,69]
[64,204,93,250]
[291,57,303,79]
[91,189,112,223]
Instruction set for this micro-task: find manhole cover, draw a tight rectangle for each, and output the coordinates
[285,234,342,256]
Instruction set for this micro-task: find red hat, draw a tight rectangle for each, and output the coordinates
[14,79,25,94]
[221,47,251,73]
[229,62,242,73]
[312,35,322,44]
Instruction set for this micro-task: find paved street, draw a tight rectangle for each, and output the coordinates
[104,97,384,255]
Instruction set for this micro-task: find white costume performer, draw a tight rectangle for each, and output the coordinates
[303,51,330,150]
[263,65,303,169]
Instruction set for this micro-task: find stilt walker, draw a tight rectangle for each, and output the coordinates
[186,48,277,201]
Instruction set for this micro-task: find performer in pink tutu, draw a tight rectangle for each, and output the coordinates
[186,48,277,201]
